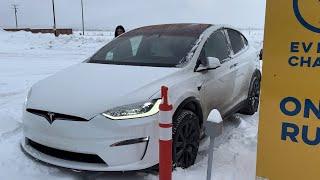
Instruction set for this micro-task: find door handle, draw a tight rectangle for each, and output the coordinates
[230,63,238,69]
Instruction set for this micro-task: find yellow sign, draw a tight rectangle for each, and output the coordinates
[257,0,320,180]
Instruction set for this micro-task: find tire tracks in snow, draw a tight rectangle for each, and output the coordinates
[0,124,23,143]
[0,91,24,98]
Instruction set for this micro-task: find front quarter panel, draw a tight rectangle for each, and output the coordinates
[149,69,205,120]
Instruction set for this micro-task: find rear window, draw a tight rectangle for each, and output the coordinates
[227,29,245,54]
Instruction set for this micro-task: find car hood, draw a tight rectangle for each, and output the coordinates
[27,63,180,119]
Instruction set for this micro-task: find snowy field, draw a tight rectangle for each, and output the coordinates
[0,28,263,180]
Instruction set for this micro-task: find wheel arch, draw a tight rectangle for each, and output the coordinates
[254,69,262,80]
[173,97,204,128]
[247,69,261,96]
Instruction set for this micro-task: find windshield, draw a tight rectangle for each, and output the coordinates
[89,29,201,67]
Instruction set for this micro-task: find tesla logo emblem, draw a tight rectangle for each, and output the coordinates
[293,0,320,33]
[47,112,55,124]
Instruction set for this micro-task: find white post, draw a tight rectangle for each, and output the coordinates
[205,109,223,180]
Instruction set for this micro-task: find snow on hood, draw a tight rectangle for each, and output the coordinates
[27,63,180,119]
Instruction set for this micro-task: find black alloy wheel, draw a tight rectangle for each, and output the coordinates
[173,110,200,168]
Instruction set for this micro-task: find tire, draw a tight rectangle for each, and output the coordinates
[239,73,261,115]
[172,110,200,168]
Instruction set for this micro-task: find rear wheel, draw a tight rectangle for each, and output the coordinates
[172,110,200,168]
[240,74,261,115]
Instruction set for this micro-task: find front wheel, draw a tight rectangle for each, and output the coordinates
[172,110,200,168]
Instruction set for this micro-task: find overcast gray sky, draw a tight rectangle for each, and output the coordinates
[0,0,266,30]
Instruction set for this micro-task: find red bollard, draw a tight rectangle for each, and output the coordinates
[159,86,173,180]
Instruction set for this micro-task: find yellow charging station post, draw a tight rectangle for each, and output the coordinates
[257,0,320,179]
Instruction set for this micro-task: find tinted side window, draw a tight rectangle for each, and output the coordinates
[242,35,248,46]
[204,31,230,62]
[227,29,245,54]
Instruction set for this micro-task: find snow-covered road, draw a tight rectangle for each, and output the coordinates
[0,29,263,180]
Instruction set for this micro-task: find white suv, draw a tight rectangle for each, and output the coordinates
[22,24,261,171]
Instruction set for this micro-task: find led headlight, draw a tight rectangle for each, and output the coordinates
[102,99,161,120]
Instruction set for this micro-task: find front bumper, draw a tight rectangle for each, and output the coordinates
[21,111,159,171]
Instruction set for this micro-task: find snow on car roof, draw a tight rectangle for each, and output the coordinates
[125,23,212,36]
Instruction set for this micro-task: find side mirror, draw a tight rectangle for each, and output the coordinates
[207,57,221,69]
[196,57,221,72]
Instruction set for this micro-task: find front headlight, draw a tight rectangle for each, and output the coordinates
[101,99,161,120]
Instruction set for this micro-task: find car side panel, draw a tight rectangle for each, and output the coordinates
[231,48,255,105]
[202,59,236,116]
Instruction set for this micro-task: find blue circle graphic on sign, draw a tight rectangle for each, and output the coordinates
[293,0,320,33]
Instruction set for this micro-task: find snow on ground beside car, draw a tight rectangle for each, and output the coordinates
[0,29,263,180]
[240,29,264,50]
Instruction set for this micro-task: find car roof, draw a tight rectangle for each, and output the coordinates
[125,23,213,36]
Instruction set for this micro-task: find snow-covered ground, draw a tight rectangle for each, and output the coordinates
[0,29,263,180]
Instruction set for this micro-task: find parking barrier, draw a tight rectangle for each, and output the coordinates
[159,86,173,180]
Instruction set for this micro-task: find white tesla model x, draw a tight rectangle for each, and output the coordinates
[22,24,261,171]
